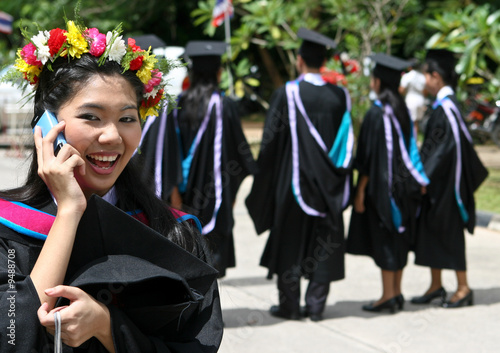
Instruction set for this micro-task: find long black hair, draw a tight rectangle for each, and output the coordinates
[0,54,207,257]
[178,56,220,129]
[373,67,412,141]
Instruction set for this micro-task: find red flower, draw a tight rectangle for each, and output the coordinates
[128,38,142,52]
[142,89,164,108]
[23,72,39,85]
[344,59,360,74]
[129,55,144,71]
[320,67,347,85]
[48,28,68,56]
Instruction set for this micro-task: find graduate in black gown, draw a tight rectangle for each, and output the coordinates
[0,18,222,352]
[346,53,429,313]
[411,49,488,308]
[136,41,257,277]
[246,28,354,322]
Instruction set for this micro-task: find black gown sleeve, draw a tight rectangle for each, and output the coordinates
[222,96,258,203]
[0,232,42,352]
[245,87,288,234]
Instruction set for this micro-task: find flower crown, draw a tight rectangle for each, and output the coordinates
[14,20,171,121]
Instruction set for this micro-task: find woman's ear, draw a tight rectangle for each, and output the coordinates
[296,55,304,72]
[372,76,381,94]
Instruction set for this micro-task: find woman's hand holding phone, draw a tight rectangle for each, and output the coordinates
[32,111,67,155]
[33,115,87,214]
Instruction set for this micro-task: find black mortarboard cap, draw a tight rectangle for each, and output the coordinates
[297,27,337,49]
[61,195,218,335]
[184,41,227,73]
[370,53,411,87]
[185,41,227,57]
[128,34,166,49]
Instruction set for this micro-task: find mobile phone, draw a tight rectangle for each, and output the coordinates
[31,110,67,156]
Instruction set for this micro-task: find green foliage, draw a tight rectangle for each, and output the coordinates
[425,3,500,102]
[476,168,500,214]
[191,0,423,128]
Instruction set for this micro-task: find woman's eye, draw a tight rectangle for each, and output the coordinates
[121,116,138,123]
[79,114,99,121]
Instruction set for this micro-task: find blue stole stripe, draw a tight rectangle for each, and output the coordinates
[0,217,48,240]
[328,109,352,167]
[175,214,203,233]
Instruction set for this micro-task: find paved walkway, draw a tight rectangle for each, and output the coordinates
[215,176,500,353]
[1,143,499,353]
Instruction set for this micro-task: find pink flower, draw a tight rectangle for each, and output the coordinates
[20,43,42,66]
[144,69,162,93]
[84,28,106,57]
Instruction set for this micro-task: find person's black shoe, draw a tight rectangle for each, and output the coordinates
[269,305,301,320]
[362,297,397,313]
[300,307,324,321]
[441,290,473,308]
[309,313,323,322]
[410,287,447,304]
[396,294,405,310]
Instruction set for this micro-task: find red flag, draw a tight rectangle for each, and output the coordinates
[212,0,233,27]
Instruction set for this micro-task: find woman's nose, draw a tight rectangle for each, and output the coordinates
[98,123,122,144]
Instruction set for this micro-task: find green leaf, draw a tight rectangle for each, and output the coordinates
[487,10,500,26]
[426,32,444,49]
[489,33,500,61]
[245,77,260,86]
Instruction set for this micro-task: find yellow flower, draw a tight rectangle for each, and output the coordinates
[14,53,29,73]
[14,55,41,83]
[65,21,88,58]
[139,105,159,121]
[136,52,157,84]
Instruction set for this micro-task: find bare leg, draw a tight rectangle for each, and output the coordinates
[449,270,470,303]
[374,270,396,305]
[425,268,443,294]
[394,270,403,296]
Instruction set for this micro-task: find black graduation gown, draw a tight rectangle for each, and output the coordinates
[135,106,182,201]
[414,95,488,270]
[245,80,351,283]
[0,198,223,353]
[138,94,257,277]
[346,104,425,271]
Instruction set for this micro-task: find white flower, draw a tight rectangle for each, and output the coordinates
[144,86,160,99]
[31,30,49,48]
[37,46,52,64]
[106,31,126,64]
[31,30,51,64]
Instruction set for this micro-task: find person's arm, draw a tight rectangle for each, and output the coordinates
[30,122,86,307]
[30,124,116,351]
[354,174,369,213]
[170,186,183,210]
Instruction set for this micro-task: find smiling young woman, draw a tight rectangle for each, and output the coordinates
[57,74,142,199]
[0,18,222,353]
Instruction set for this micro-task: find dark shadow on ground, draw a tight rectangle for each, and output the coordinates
[221,287,500,328]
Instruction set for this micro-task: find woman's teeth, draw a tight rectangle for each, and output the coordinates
[87,154,118,169]
[88,155,117,162]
